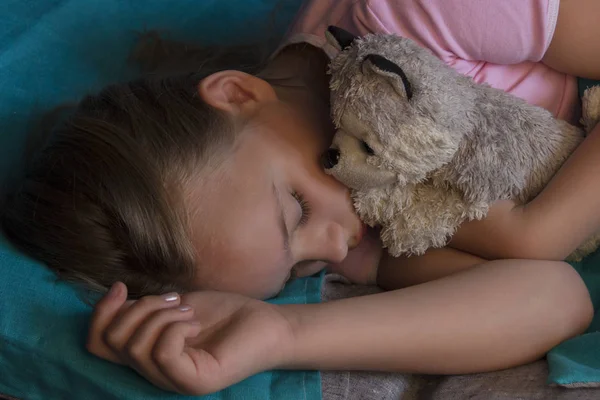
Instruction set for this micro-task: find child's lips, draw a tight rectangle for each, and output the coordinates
[330,226,382,285]
[349,222,367,250]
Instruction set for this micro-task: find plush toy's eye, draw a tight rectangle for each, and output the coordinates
[361,141,375,155]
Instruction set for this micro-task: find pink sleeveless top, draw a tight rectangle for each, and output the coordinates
[279,0,578,122]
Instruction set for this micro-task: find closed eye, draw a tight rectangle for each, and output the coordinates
[361,141,375,155]
[292,191,311,226]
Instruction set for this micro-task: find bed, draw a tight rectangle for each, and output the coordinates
[2,1,600,399]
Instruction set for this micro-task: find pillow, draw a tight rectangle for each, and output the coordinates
[0,1,326,399]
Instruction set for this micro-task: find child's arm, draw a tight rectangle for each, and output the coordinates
[327,231,484,288]
[376,247,484,289]
[542,0,600,80]
[451,123,600,260]
[284,259,590,373]
[449,0,600,260]
[88,260,591,395]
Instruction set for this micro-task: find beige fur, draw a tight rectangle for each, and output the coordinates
[322,27,600,260]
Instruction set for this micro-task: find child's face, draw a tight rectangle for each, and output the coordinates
[187,100,375,299]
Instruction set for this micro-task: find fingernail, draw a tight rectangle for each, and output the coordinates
[190,321,201,326]
[178,305,192,312]
[162,292,179,302]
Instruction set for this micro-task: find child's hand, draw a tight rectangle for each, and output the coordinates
[87,282,296,395]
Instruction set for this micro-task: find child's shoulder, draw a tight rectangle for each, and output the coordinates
[287,0,559,55]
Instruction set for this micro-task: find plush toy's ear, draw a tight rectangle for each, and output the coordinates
[326,26,357,51]
[363,54,413,100]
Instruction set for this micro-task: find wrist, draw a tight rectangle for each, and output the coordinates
[277,302,324,370]
[235,301,304,374]
[275,303,304,369]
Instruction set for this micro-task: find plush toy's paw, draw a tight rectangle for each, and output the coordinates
[581,86,600,134]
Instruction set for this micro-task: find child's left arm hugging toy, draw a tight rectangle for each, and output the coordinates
[453,2,600,262]
[454,0,600,262]
[322,17,600,264]
[439,0,600,263]
[453,115,600,262]
[457,0,600,262]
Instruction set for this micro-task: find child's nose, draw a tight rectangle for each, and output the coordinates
[317,223,348,264]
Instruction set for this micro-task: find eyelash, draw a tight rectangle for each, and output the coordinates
[292,191,312,226]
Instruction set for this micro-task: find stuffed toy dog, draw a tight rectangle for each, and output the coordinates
[322,26,600,261]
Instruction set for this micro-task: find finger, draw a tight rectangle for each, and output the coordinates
[86,282,128,363]
[123,305,197,393]
[126,304,195,361]
[153,322,215,395]
[103,292,181,357]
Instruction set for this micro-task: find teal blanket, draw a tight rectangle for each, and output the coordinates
[549,251,600,387]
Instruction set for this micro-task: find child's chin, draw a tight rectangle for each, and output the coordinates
[328,229,382,285]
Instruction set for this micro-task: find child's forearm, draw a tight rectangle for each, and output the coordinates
[280,259,591,374]
[377,247,484,290]
[522,122,600,257]
[452,123,600,261]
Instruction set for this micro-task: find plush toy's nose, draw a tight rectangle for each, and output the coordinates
[321,148,340,169]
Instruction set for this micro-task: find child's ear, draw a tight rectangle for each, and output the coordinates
[326,26,357,52]
[198,70,277,116]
